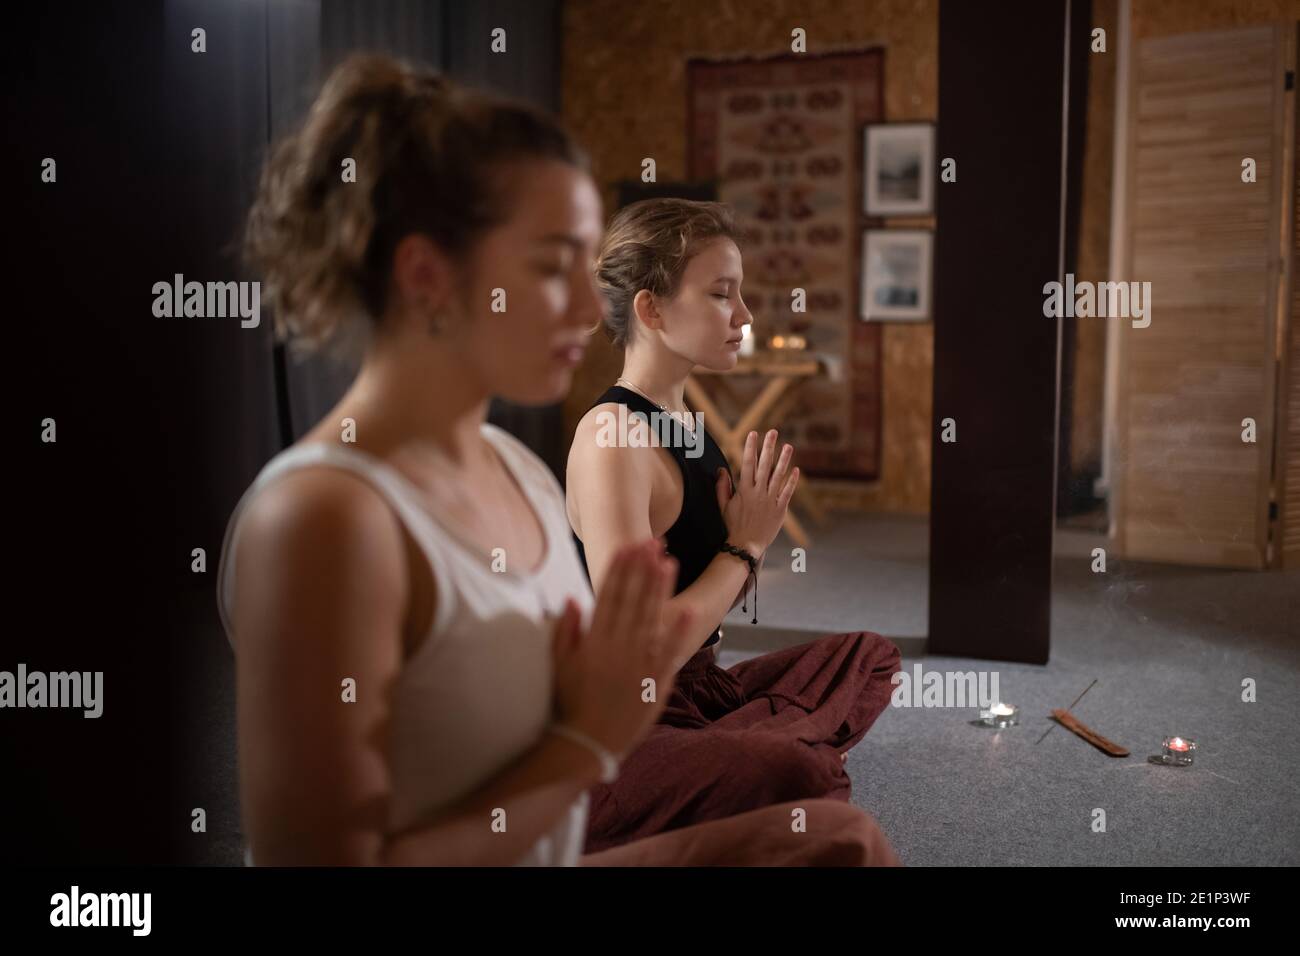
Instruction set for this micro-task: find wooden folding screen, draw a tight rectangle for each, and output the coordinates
[1112,24,1297,569]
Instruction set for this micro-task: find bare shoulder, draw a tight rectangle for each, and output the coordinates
[569,402,655,474]
[232,462,408,643]
[566,403,662,534]
[239,464,400,558]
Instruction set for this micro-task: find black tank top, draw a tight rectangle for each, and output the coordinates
[573,385,733,647]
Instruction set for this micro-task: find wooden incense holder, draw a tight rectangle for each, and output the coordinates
[1050,709,1129,757]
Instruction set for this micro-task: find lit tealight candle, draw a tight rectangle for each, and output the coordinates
[738,324,754,356]
[771,334,786,349]
[978,702,1019,728]
[1159,735,1196,766]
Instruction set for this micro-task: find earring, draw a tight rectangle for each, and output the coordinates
[423,298,446,336]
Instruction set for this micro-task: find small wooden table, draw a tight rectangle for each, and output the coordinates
[685,354,827,548]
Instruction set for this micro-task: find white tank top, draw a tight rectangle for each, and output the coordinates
[217,422,596,866]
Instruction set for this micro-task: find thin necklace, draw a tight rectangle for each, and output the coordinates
[613,377,696,434]
[616,377,690,418]
[615,376,667,409]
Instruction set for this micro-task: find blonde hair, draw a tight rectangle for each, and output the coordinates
[594,198,739,348]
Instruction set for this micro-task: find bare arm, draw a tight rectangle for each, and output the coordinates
[567,414,751,671]
[232,470,609,866]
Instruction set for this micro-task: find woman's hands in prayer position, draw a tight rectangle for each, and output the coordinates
[716,428,799,560]
[551,539,695,758]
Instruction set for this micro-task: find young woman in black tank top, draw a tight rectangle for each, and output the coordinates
[572,384,733,649]
[566,198,902,855]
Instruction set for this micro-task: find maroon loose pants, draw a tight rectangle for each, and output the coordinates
[584,630,901,853]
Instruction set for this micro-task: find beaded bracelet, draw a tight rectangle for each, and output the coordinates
[720,542,759,624]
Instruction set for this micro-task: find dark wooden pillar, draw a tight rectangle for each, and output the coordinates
[928,0,1072,664]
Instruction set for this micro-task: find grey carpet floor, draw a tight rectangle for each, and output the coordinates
[719,514,1300,866]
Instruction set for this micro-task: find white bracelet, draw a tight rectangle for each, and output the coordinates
[548,723,620,784]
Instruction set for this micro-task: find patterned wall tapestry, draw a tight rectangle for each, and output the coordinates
[688,50,883,480]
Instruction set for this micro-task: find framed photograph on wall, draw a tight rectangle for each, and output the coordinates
[860,229,933,321]
[863,122,935,216]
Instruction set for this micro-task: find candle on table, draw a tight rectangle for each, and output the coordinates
[738,324,754,356]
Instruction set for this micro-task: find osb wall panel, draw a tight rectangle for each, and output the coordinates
[1133,0,1300,38]
[560,0,938,514]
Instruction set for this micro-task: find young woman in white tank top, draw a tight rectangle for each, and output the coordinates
[220,54,899,868]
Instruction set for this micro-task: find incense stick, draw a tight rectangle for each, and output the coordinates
[1050,708,1129,756]
[1036,678,1098,744]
